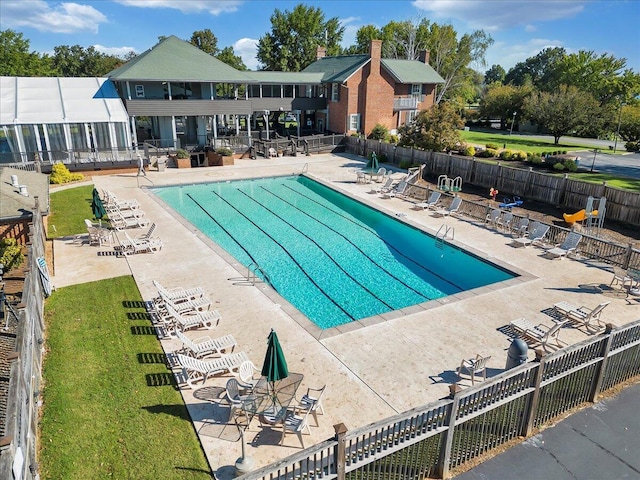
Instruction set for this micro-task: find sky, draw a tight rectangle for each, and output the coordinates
[1,0,639,74]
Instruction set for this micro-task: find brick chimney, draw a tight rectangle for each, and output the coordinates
[316,46,326,60]
[419,50,430,64]
[369,39,382,71]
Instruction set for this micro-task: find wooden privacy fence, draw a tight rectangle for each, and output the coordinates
[239,321,640,480]
[345,137,640,227]
[252,134,346,158]
[0,199,47,480]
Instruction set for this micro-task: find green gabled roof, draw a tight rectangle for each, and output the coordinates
[381,59,445,84]
[302,55,369,83]
[245,71,325,84]
[107,35,252,83]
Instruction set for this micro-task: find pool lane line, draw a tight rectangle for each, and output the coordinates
[281,183,465,292]
[235,188,396,311]
[186,193,266,283]
[208,190,357,322]
[256,185,433,301]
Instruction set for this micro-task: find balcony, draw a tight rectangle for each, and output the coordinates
[394,96,424,111]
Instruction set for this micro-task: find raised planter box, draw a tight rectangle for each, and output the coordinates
[176,157,191,168]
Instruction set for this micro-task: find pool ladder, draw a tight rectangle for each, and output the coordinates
[247,262,271,286]
[435,224,454,249]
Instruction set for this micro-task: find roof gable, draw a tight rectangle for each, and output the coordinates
[381,59,445,84]
[107,35,252,83]
[302,55,369,83]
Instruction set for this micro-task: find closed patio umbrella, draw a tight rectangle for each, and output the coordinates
[365,152,379,171]
[261,329,288,383]
[91,188,106,220]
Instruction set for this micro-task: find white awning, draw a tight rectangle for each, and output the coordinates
[0,76,129,125]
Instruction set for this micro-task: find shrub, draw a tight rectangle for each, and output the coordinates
[515,151,528,161]
[529,154,543,164]
[485,143,499,150]
[378,153,387,162]
[563,159,578,172]
[499,150,514,160]
[561,150,567,154]
[475,148,496,158]
[350,132,360,137]
[215,147,233,156]
[389,134,399,144]
[368,123,389,141]
[461,145,476,157]
[176,148,190,159]
[0,238,24,271]
[49,162,84,184]
[625,141,639,152]
[553,162,565,171]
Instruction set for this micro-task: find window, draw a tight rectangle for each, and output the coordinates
[407,110,418,124]
[349,114,361,131]
[135,85,145,98]
[411,84,422,96]
[331,83,339,102]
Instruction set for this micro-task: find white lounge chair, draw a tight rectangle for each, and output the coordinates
[512,222,550,247]
[456,354,491,385]
[412,191,442,210]
[553,301,610,333]
[175,352,249,388]
[510,318,567,351]
[175,330,236,358]
[545,231,582,259]
[110,210,150,230]
[381,180,408,198]
[163,299,220,332]
[103,190,140,210]
[496,211,514,233]
[485,208,501,229]
[433,196,462,217]
[152,279,204,303]
[119,231,162,255]
[511,217,529,238]
[370,176,393,194]
[154,281,211,313]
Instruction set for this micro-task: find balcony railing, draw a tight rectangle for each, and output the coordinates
[394,95,424,110]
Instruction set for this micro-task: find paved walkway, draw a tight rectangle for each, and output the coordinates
[456,381,640,480]
[50,153,639,477]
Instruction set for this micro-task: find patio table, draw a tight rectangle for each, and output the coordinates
[241,372,304,425]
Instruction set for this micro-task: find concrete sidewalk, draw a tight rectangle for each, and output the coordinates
[456,381,640,480]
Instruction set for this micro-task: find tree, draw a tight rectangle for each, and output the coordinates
[484,64,505,85]
[523,85,600,144]
[480,83,533,129]
[51,45,123,76]
[618,104,640,143]
[256,4,344,71]
[190,29,219,56]
[380,19,430,60]
[217,46,247,70]
[504,47,566,88]
[398,102,464,152]
[0,29,53,76]
[344,25,383,55]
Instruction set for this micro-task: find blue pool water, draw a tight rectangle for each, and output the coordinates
[153,176,516,329]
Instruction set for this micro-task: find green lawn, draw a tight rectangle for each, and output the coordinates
[48,185,97,238]
[40,276,211,479]
[459,130,597,154]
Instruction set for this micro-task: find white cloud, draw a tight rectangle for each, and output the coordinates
[233,37,259,70]
[525,24,537,33]
[93,44,138,57]
[1,0,107,34]
[412,0,584,30]
[484,37,565,71]
[114,0,242,15]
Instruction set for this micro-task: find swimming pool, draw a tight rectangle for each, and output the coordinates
[153,176,516,329]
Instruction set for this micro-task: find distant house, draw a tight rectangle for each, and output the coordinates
[303,40,445,135]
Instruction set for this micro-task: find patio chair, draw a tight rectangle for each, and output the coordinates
[433,196,462,217]
[609,266,633,290]
[356,171,368,184]
[163,299,220,332]
[510,318,567,351]
[175,352,249,388]
[152,279,205,303]
[175,330,236,358]
[154,281,211,313]
[456,354,491,385]
[225,378,252,424]
[103,190,140,210]
[370,176,393,193]
[496,211,514,233]
[484,208,501,229]
[110,210,151,230]
[553,301,610,333]
[512,222,550,247]
[381,180,408,199]
[236,360,261,391]
[119,231,162,255]
[280,404,312,448]
[297,385,326,426]
[412,191,442,210]
[545,231,582,259]
[511,217,530,238]
[371,167,386,182]
[85,219,113,246]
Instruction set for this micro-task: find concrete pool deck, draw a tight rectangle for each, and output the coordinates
[51,152,639,476]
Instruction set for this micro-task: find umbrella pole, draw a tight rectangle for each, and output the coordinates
[234,428,254,476]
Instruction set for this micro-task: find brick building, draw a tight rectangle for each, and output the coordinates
[303,40,444,135]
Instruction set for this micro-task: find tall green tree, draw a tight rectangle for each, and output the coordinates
[398,102,464,151]
[523,85,600,144]
[504,47,566,88]
[343,24,384,55]
[217,46,247,70]
[0,29,53,76]
[189,29,219,55]
[51,45,122,76]
[256,4,344,71]
[484,64,505,85]
[480,83,533,129]
[618,104,640,143]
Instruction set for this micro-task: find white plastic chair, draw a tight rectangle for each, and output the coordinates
[297,385,326,426]
[456,355,491,385]
[236,360,260,391]
[280,405,312,448]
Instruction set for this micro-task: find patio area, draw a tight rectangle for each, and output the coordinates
[51,152,639,476]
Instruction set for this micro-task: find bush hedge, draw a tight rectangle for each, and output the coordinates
[49,162,84,184]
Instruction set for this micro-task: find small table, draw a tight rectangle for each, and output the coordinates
[241,373,304,426]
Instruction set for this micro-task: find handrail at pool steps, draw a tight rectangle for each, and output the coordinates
[247,262,271,287]
[435,224,455,249]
